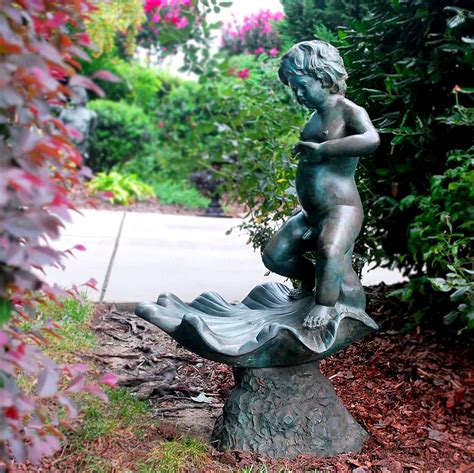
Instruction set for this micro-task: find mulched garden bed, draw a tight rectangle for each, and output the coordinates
[80,283,473,471]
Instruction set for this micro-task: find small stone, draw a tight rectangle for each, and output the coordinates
[428,429,448,442]
[283,415,293,425]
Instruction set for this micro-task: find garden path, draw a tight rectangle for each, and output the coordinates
[44,209,405,303]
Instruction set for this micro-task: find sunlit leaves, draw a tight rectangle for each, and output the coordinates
[85,0,145,57]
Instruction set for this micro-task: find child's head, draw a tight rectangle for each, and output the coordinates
[278,41,348,95]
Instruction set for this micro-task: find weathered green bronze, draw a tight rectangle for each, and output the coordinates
[136,40,380,458]
[263,40,380,329]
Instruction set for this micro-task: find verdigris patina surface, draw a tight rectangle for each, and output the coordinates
[137,282,376,368]
[136,40,380,458]
[211,363,367,457]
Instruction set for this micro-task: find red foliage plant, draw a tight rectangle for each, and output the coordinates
[0,0,116,466]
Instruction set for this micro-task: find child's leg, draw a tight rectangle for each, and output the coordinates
[339,245,366,310]
[303,205,363,329]
[262,211,315,290]
[314,205,363,306]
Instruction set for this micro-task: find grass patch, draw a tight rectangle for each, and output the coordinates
[69,387,149,444]
[152,179,210,209]
[138,437,209,473]
[39,296,96,358]
[41,297,97,356]
[19,296,95,363]
[24,296,213,472]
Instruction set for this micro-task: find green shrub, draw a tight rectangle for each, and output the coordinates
[89,171,154,205]
[392,148,474,329]
[279,0,369,43]
[338,0,473,270]
[83,56,181,113]
[152,179,210,209]
[152,55,305,243]
[88,100,158,172]
[153,81,208,179]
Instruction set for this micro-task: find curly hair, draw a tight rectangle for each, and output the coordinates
[278,40,348,95]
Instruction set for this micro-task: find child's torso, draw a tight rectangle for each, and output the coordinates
[296,110,362,215]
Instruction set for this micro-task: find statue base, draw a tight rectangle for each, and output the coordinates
[211,362,367,458]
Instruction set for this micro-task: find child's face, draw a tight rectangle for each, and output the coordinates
[288,75,331,110]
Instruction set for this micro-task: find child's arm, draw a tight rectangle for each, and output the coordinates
[299,103,380,159]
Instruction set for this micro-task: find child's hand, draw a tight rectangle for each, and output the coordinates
[297,141,323,163]
[298,141,320,151]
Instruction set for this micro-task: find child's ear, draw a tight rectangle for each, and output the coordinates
[322,80,333,90]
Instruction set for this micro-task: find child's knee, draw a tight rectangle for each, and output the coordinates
[262,246,279,272]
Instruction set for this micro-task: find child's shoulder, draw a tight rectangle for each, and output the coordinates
[337,96,363,111]
[337,96,369,120]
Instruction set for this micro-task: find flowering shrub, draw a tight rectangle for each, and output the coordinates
[141,0,193,48]
[221,10,284,57]
[137,0,232,72]
[0,0,117,465]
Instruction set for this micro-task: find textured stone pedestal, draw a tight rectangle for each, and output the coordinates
[211,362,367,458]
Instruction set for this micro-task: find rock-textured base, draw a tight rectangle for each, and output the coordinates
[211,362,367,458]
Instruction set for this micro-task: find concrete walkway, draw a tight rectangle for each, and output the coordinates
[44,209,405,303]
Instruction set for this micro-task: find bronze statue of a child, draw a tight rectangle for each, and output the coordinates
[262,40,380,330]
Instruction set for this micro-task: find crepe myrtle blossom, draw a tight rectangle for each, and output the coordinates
[145,0,192,25]
[221,9,284,56]
[268,47,279,57]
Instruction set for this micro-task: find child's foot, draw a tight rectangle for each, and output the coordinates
[303,304,336,330]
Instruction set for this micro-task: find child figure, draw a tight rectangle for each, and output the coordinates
[262,41,380,330]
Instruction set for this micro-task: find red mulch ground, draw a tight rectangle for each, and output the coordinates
[199,284,473,471]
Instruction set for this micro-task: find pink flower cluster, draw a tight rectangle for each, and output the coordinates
[145,0,191,29]
[251,47,279,57]
[238,10,284,37]
[238,68,250,79]
[221,9,284,57]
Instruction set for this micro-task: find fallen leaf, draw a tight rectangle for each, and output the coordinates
[190,393,214,404]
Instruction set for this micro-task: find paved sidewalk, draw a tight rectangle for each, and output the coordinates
[44,209,405,303]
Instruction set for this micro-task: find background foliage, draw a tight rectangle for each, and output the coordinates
[83,55,182,113]
[220,10,284,56]
[87,99,159,172]
[278,0,368,43]
[337,0,473,326]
